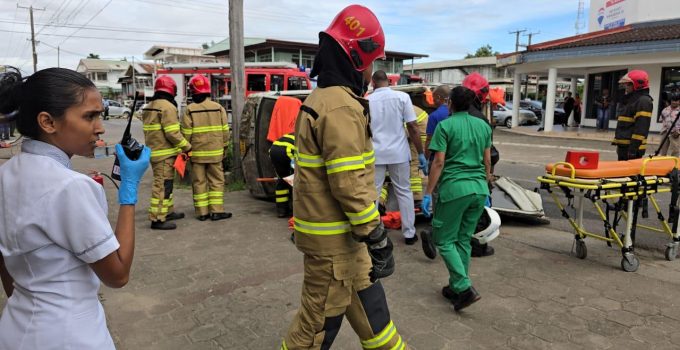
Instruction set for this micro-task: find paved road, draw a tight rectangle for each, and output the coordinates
[493,128,677,254]
[1,121,680,349]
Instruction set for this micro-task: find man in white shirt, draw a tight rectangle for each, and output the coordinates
[368,70,427,244]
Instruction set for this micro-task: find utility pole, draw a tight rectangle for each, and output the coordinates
[509,29,526,52]
[57,46,60,68]
[524,31,540,47]
[229,0,245,181]
[17,4,45,73]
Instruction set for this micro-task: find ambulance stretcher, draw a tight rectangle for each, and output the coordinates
[537,156,680,272]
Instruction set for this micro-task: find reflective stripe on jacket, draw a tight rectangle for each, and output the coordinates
[271,133,297,160]
[181,98,230,163]
[613,89,653,152]
[293,86,380,256]
[142,99,191,162]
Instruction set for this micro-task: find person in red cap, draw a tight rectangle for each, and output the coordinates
[613,70,653,160]
[181,74,232,222]
[281,4,409,350]
[141,75,191,230]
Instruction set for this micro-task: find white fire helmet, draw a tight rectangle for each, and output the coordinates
[474,207,501,244]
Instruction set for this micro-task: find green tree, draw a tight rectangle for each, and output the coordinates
[87,53,100,59]
[464,44,499,59]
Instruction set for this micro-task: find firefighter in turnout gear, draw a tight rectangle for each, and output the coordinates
[269,132,296,218]
[281,5,409,350]
[613,70,654,161]
[182,74,232,221]
[143,75,191,230]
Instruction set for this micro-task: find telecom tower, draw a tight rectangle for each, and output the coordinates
[575,0,586,34]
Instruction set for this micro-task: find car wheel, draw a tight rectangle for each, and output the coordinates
[505,117,512,128]
[122,112,130,119]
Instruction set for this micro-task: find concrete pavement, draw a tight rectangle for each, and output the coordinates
[2,122,680,349]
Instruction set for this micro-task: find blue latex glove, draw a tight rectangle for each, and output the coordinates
[422,194,432,217]
[116,144,151,205]
[418,153,429,175]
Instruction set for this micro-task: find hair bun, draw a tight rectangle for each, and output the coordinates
[0,66,23,115]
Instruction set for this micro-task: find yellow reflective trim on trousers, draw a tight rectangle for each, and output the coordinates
[143,123,162,131]
[410,177,422,184]
[164,123,181,132]
[209,191,223,197]
[416,111,428,123]
[192,149,224,157]
[297,153,324,168]
[281,340,288,350]
[149,207,170,214]
[613,139,631,145]
[193,193,209,200]
[294,217,351,235]
[222,124,229,131]
[276,197,288,203]
[617,116,634,123]
[151,147,180,157]
[635,111,652,118]
[345,203,379,225]
[389,336,405,350]
[632,134,646,141]
[276,189,290,195]
[420,135,427,144]
[208,199,223,205]
[362,321,397,349]
[149,199,173,207]
[194,200,209,207]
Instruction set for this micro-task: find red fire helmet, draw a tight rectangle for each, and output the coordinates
[323,4,385,71]
[618,70,649,91]
[154,75,177,96]
[188,74,210,95]
[462,72,490,102]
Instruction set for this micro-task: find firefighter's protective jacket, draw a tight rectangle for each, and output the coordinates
[293,86,380,256]
[613,88,654,153]
[409,106,428,146]
[272,133,296,160]
[181,98,230,163]
[142,99,191,162]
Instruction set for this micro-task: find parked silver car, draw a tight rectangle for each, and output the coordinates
[494,103,538,128]
[105,100,131,118]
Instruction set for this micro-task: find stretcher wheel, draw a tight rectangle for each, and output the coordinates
[665,245,678,261]
[621,255,640,272]
[575,240,587,259]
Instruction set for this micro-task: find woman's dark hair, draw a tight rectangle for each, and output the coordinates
[0,67,96,138]
[449,86,475,113]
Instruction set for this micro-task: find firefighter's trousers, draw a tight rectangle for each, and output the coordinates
[409,145,426,201]
[432,193,486,293]
[269,145,293,214]
[149,158,176,222]
[190,161,225,216]
[282,248,408,350]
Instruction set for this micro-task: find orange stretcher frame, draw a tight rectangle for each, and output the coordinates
[538,156,680,272]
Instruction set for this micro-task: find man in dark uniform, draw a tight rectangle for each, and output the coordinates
[269,132,295,218]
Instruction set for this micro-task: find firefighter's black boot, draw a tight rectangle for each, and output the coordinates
[166,212,185,221]
[210,212,232,221]
[151,220,176,230]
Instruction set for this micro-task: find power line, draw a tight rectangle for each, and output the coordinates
[0,19,225,37]
[17,4,46,73]
[0,28,209,44]
[57,0,113,46]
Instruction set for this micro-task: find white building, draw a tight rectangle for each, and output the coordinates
[143,45,218,67]
[76,59,130,99]
[500,1,680,132]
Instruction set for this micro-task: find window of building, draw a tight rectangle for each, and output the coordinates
[585,69,627,120]
[247,74,266,92]
[96,72,108,81]
[270,75,284,92]
[658,67,680,122]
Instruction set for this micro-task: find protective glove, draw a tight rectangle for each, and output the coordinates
[116,144,151,205]
[353,223,395,282]
[418,153,429,175]
[421,194,432,217]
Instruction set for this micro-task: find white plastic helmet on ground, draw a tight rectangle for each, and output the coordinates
[474,207,501,244]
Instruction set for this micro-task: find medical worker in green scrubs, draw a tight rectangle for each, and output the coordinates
[421,86,493,312]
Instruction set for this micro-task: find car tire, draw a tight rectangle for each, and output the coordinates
[122,112,130,119]
[505,117,512,128]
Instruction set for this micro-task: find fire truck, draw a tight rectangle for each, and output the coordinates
[155,62,312,110]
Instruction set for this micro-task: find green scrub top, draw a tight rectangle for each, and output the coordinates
[428,111,492,202]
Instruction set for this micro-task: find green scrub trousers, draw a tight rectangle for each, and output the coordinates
[432,193,487,293]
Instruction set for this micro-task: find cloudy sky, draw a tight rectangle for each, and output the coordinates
[1,0,587,74]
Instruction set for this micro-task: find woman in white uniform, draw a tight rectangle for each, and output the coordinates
[0,67,150,349]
